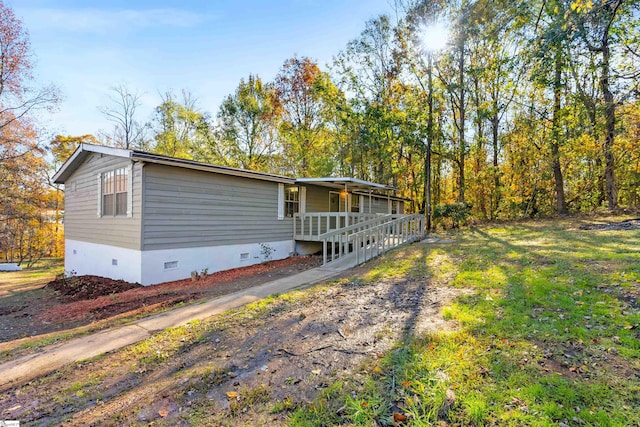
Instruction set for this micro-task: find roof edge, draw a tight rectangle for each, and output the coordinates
[52,144,131,183]
[130,151,295,184]
[295,177,396,191]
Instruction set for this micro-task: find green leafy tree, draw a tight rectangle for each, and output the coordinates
[151,90,213,160]
[216,75,281,172]
[274,56,337,177]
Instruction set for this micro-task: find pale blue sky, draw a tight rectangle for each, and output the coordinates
[10,0,394,137]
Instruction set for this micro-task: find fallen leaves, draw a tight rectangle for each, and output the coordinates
[506,396,529,413]
[568,365,589,374]
[393,412,408,422]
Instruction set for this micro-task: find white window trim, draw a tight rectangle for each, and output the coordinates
[96,173,102,218]
[277,183,284,220]
[99,165,132,218]
[284,185,300,218]
[299,186,306,214]
[126,163,133,218]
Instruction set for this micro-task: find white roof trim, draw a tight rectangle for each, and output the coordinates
[295,177,395,191]
[52,144,131,183]
[53,143,294,185]
[131,152,294,184]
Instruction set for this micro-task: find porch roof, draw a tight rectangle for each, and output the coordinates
[295,177,397,192]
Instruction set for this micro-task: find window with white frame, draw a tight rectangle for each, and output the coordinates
[285,186,299,217]
[102,167,128,216]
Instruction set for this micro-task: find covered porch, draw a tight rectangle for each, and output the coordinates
[293,177,404,241]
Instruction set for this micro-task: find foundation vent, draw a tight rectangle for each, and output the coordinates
[164,261,178,270]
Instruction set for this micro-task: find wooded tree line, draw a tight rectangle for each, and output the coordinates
[1,0,639,262]
[0,2,59,264]
[96,0,639,219]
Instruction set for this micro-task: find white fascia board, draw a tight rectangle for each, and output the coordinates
[53,143,132,183]
[296,177,394,191]
[131,153,295,185]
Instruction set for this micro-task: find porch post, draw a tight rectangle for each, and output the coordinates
[345,182,349,227]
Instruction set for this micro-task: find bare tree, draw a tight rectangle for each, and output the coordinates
[99,84,147,149]
[0,2,58,165]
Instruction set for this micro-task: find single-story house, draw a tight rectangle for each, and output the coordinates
[53,144,410,285]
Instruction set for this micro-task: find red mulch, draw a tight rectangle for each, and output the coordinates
[46,275,142,301]
[38,256,320,324]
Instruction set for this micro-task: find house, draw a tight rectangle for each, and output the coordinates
[53,144,421,286]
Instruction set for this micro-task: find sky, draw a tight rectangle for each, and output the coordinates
[10,0,395,138]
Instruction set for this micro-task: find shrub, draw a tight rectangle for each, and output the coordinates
[433,202,472,229]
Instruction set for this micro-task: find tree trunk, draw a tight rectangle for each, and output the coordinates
[425,53,434,232]
[601,37,618,209]
[472,75,487,218]
[457,42,466,204]
[491,113,500,219]
[552,52,567,214]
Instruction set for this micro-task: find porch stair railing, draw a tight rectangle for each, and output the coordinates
[293,212,383,241]
[319,214,424,265]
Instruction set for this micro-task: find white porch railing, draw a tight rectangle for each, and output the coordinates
[293,212,383,241]
[320,214,424,265]
[351,214,424,265]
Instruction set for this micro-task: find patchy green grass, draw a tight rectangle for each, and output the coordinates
[0,257,63,295]
[4,216,639,426]
[292,217,640,426]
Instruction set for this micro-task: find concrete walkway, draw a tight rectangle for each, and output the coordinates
[0,260,355,391]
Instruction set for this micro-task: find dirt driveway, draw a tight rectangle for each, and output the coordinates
[0,259,465,426]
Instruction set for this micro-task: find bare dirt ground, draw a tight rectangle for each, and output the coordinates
[0,256,321,344]
[578,217,640,230]
[0,263,466,426]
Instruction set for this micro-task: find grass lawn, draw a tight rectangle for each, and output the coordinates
[0,257,63,296]
[1,217,638,426]
[291,217,640,426]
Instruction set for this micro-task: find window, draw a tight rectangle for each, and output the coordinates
[285,186,299,217]
[102,167,128,216]
[351,194,360,213]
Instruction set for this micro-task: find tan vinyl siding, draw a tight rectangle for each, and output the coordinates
[364,195,388,214]
[304,185,401,214]
[64,153,141,250]
[142,164,292,250]
[304,185,331,212]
